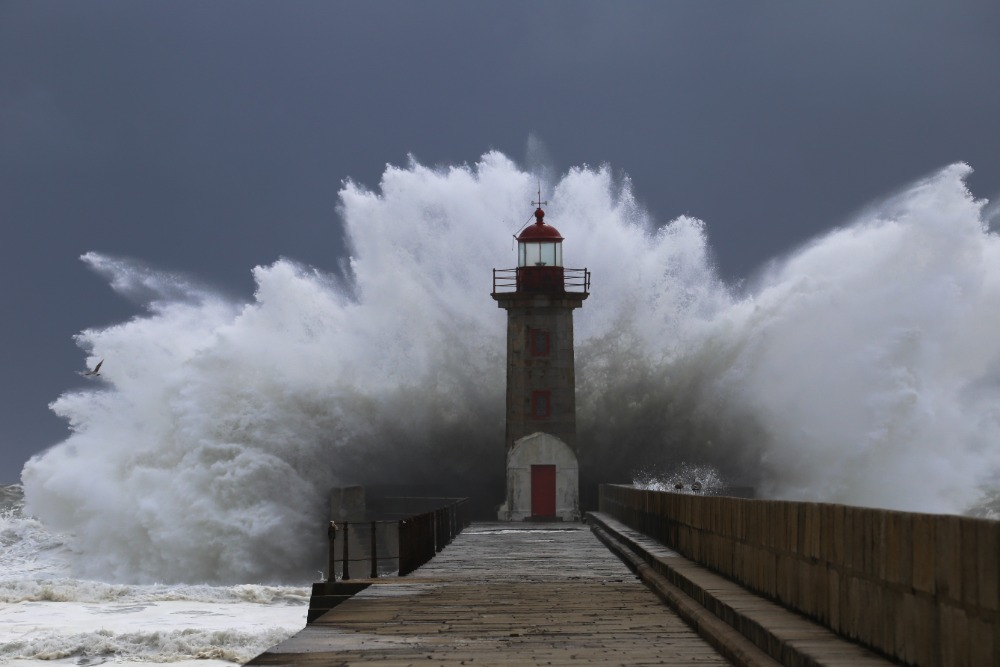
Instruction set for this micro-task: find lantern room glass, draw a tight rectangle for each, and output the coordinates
[518,241,563,267]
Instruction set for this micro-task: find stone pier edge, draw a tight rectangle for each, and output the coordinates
[587,511,893,667]
[597,483,1000,667]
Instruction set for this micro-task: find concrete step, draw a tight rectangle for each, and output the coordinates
[310,581,372,596]
[306,608,331,624]
[310,594,355,607]
[307,581,373,624]
[587,511,893,667]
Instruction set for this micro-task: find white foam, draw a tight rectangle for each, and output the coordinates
[19,154,1000,586]
[0,599,303,664]
[634,463,728,494]
[1,490,307,665]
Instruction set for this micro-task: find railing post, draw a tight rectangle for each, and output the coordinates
[398,519,409,576]
[342,521,350,580]
[327,521,337,582]
[436,508,441,548]
[449,502,456,541]
[370,521,378,579]
[425,512,435,561]
[415,515,424,568]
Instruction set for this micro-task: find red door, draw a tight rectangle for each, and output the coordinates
[531,465,556,517]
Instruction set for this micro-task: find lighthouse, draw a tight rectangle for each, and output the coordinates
[492,198,589,521]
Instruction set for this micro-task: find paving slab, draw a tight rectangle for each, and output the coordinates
[247,523,732,666]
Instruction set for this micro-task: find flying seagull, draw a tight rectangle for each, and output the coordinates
[82,359,103,377]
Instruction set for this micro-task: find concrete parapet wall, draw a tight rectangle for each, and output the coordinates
[599,484,999,667]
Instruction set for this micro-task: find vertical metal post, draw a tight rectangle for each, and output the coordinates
[342,522,350,580]
[438,509,446,551]
[370,521,378,579]
[425,513,431,560]
[327,521,337,582]
[398,519,409,575]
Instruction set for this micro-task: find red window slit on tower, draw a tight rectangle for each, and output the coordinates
[530,329,550,357]
[531,390,551,419]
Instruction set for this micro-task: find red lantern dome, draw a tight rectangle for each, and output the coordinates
[517,208,564,243]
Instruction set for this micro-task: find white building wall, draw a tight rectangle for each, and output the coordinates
[497,432,579,521]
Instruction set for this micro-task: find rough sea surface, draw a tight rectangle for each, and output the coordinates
[1,484,307,666]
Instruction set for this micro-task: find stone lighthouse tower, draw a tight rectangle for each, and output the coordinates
[492,198,589,521]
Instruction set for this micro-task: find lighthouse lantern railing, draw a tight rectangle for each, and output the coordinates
[492,267,589,294]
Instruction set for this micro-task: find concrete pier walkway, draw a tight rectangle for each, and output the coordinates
[248,522,732,666]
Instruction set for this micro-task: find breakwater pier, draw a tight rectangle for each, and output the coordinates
[248,522,734,666]
[249,484,985,666]
[249,484,1000,666]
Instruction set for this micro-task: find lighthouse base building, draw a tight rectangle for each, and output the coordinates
[497,432,579,521]
[492,202,589,521]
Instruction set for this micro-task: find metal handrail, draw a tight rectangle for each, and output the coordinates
[326,497,471,581]
[492,267,590,294]
[565,267,591,292]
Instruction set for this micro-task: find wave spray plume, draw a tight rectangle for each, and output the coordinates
[21,154,1000,583]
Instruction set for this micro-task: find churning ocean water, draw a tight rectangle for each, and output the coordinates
[7,153,1000,663]
[0,485,308,665]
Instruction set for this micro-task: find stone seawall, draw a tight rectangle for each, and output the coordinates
[599,484,999,667]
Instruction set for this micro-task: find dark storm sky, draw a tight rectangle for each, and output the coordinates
[2,1,1000,482]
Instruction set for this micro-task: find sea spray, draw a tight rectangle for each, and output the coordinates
[722,164,1000,511]
[633,463,728,495]
[20,153,1000,584]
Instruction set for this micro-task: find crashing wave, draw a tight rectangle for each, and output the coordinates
[18,154,1000,584]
